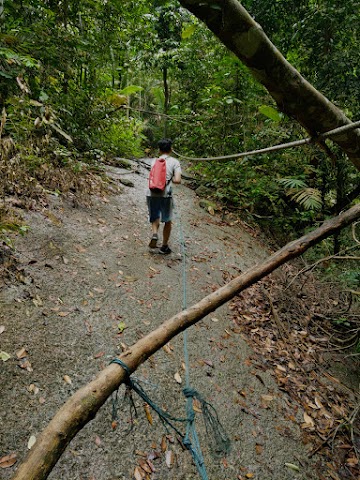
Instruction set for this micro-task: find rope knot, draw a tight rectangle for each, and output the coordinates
[183,387,197,399]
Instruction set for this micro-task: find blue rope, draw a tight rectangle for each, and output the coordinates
[110,199,230,479]
[176,203,209,479]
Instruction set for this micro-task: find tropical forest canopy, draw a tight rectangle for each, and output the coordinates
[1,1,359,277]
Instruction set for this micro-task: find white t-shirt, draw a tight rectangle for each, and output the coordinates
[147,154,181,197]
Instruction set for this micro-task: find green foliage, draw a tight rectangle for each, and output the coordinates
[278,178,322,211]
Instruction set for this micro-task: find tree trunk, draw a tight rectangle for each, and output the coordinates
[163,65,170,136]
[179,0,360,171]
[11,203,360,480]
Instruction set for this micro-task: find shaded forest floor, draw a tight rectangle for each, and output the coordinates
[0,159,359,480]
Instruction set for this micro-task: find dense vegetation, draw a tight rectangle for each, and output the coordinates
[1,0,359,283]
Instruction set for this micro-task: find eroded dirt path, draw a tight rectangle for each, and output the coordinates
[1,160,321,479]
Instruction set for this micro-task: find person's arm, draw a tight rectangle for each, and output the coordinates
[172,162,181,184]
[172,170,181,184]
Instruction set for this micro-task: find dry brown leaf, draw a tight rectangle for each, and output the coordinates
[27,435,36,450]
[94,351,105,359]
[165,450,174,468]
[303,412,315,428]
[16,347,28,359]
[0,453,17,469]
[162,344,172,355]
[255,443,263,455]
[144,403,153,425]
[161,435,167,452]
[58,311,70,317]
[63,375,72,385]
[261,394,274,402]
[139,460,152,474]
[28,384,39,395]
[19,358,32,371]
[203,359,214,368]
[93,287,105,293]
[134,466,145,480]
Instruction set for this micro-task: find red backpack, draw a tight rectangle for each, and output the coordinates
[149,158,167,193]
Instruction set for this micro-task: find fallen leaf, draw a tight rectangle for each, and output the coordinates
[124,276,138,282]
[162,344,173,355]
[28,384,39,395]
[144,403,153,425]
[165,450,174,468]
[285,463,300,472]
[95,436,101,447]
[19,358,32,371]
[255,443,263,455]
[94,351,105,359]
[16,347,28,359]
[245,473,254,478]
[208,206,215,215]
[134,466,145,480]
[211,317,219,322]
[0,351,11,362]
[58,311,70,317]
[261,394,275,402]
[32,295,43,307]
[0,325,5,334]
[345,456,359,466]
[63,375,72,385]
[139,460,152,474]
[27,435,36,449]
[303,412,315,428]
[161,435,167,452]
[203,359,214,368]
[93,287,105,293]
[118,321,126,333]
[0,453,17,468]
[111,420,118,430]
[174,372,182,384]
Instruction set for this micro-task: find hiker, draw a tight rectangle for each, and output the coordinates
[147,138,181,254]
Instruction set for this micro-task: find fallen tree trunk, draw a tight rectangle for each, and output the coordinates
[12,203,360,480]
[179,0,360,171]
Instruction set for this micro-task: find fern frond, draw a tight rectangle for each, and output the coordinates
[291,188,322,211]
[277,177,307,189]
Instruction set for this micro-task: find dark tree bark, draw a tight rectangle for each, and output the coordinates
[179,0,360,171]
[11,203,360,480]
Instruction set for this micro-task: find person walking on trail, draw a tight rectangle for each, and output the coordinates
[147,138,181,254]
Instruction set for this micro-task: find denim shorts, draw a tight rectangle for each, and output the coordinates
[147,195,174,223]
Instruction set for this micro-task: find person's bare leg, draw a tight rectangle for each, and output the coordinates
[162,221,172,246]
[152,218,160,236]
[149,218,160,248]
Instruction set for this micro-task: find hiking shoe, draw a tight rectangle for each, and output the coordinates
[149,234,158,248]
[159,245,172,255]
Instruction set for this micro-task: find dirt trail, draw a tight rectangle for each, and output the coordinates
[1,160,321,479]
